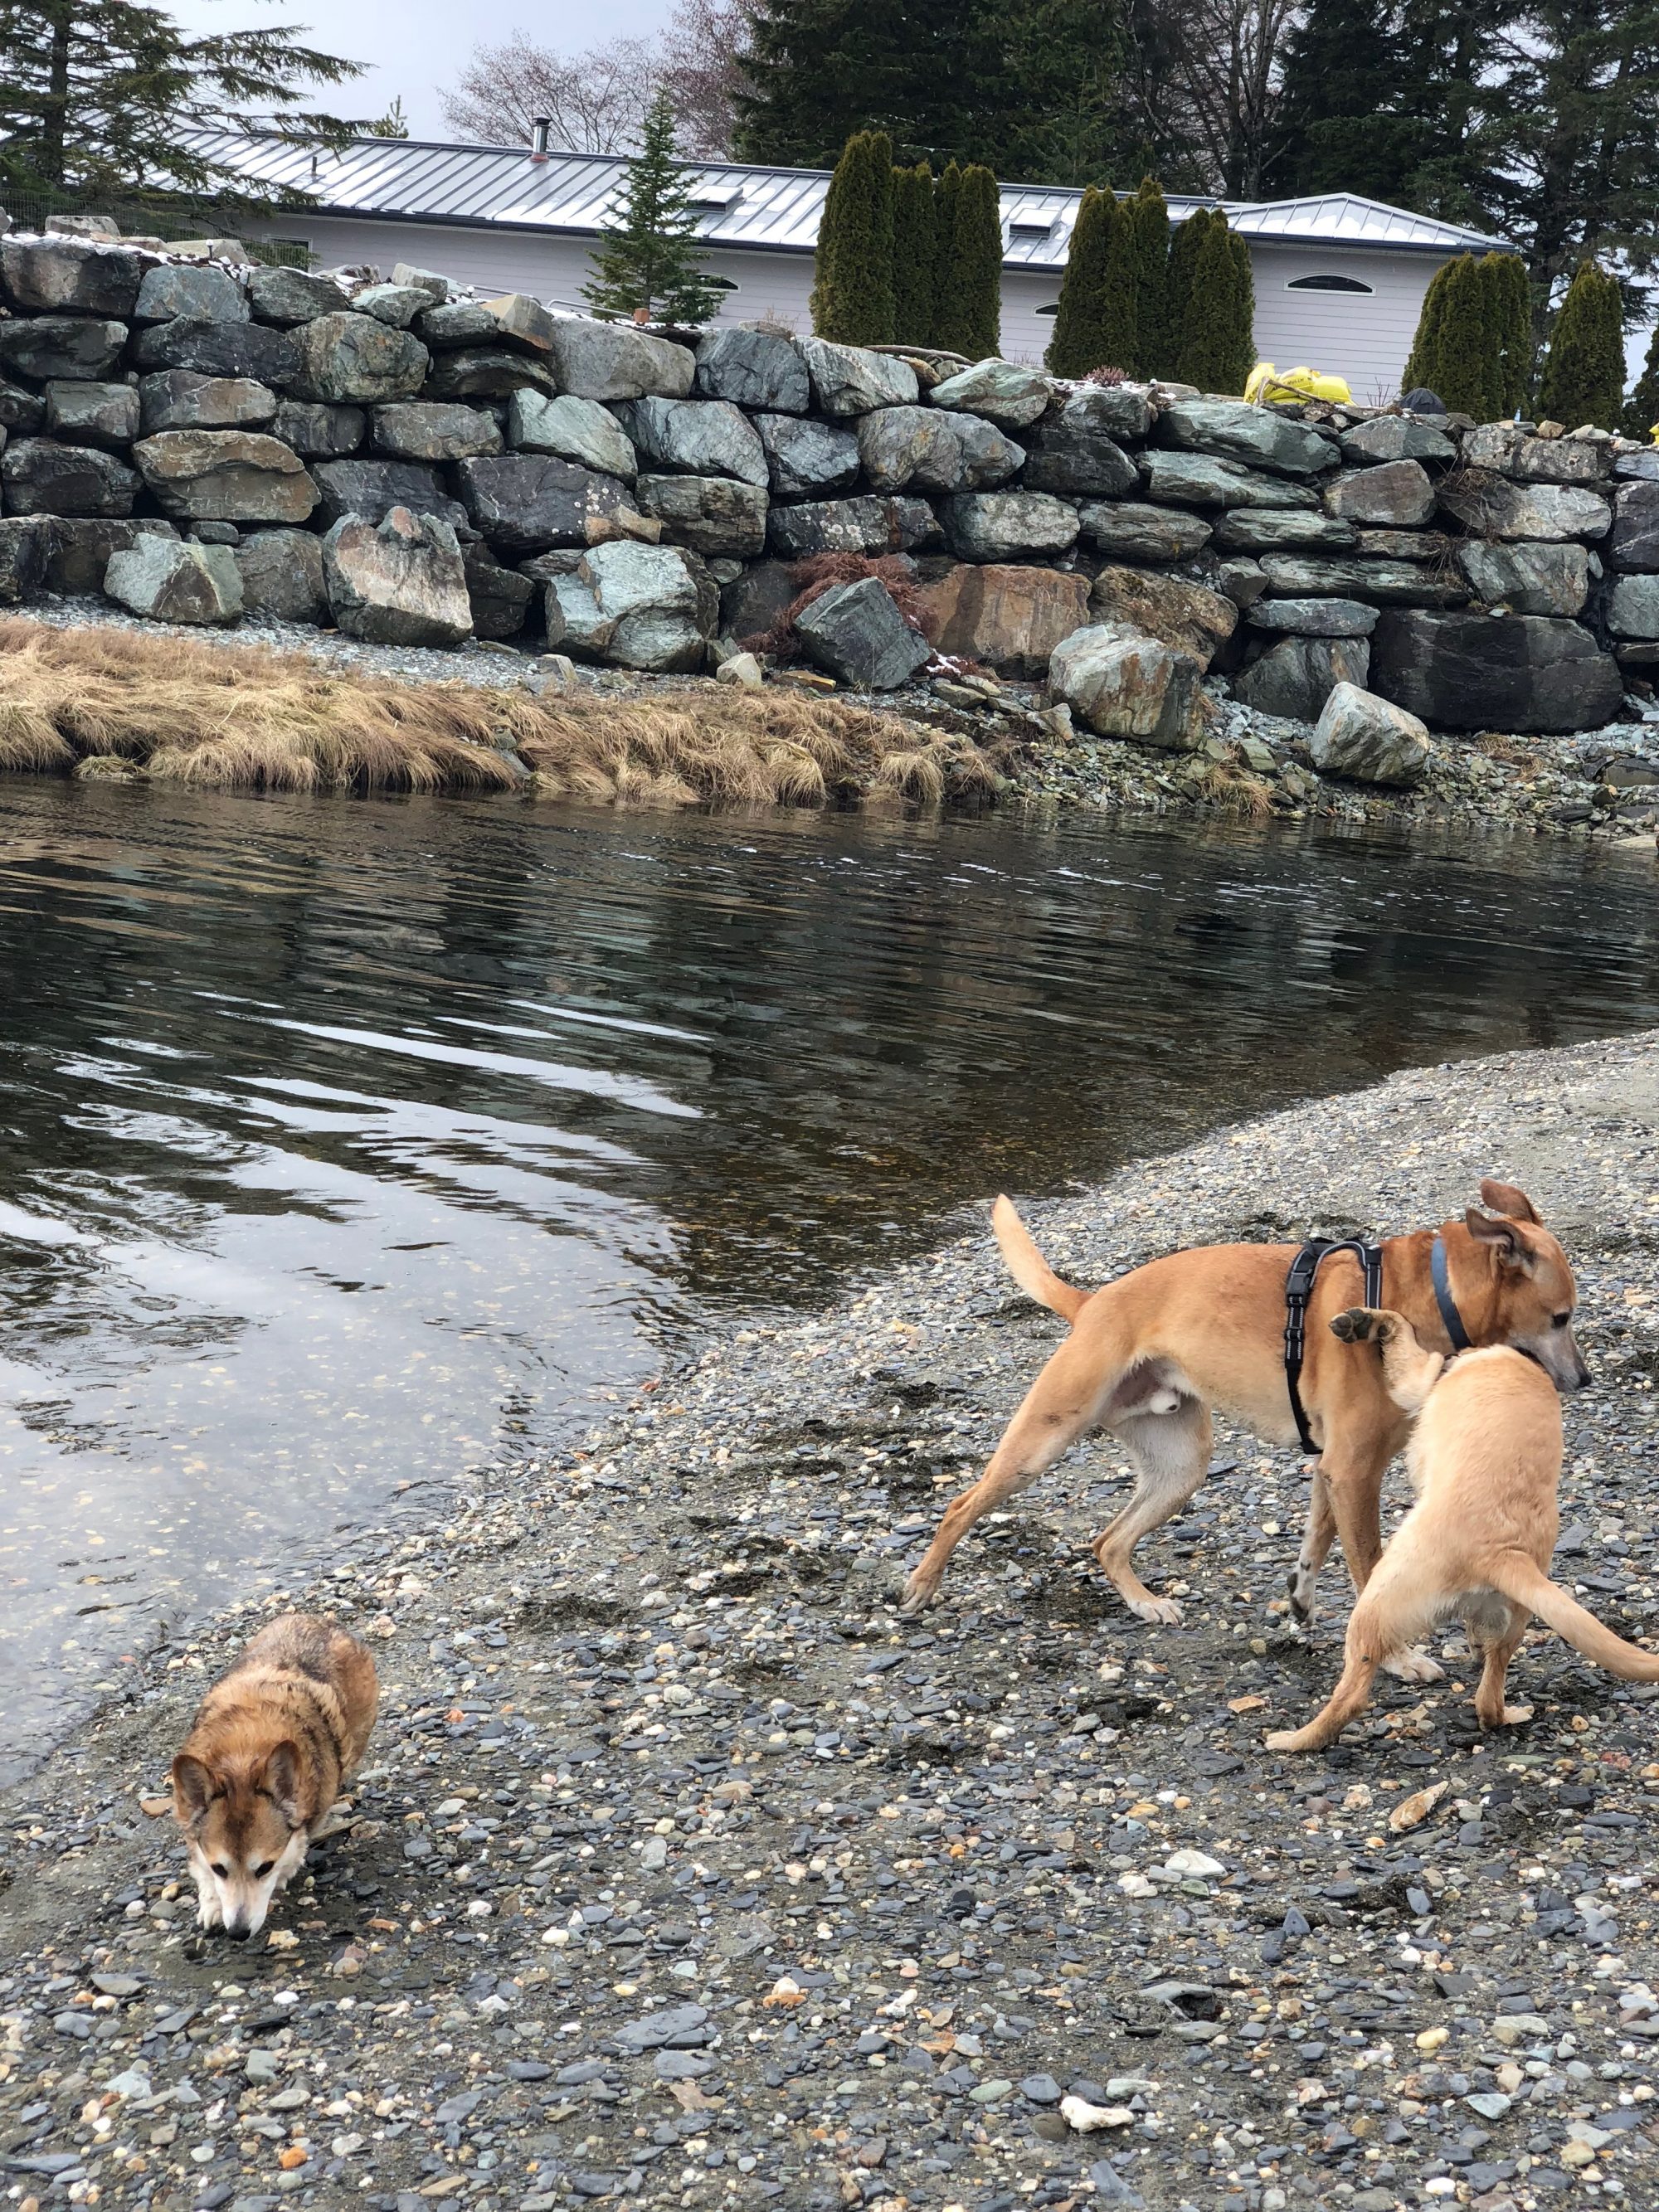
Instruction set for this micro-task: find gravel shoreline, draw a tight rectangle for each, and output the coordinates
[5,1032,1659,2212]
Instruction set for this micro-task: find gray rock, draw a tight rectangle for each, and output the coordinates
[272,401,365,458]
[1,236,142,316]
[1459,540,1590,617]
[422,348,560,402]
[544,541,714,671]
[694,328,808,413]
[721,560,798,644]
[928,358,1054,428]
[756,414,860,498]
[1324,459,1436,527]
[1212,509,1357,552]
[1023,391,1141,496]
[1246,596,1378,637]
[44,516,178,594]
[1438,471,1611,542]
[371,402,502,461]
[391,262,450,302]
[0,514,61,603]
[104,535,243,624]
[133,430,316,523]
[858,406,968,492]
[614,396,768,486]
[767,495,937,558]
[1141,451,1319,509]
[1351,527,1457,562]
[1259,555,1467,605]
[455,455,629,554]
[2,437,139,516]
[795,575,932,689]
[140,371,278,433]
[1216,557,1267,606]
[44,379,139,448]
[131,318,299,385]
[798,336,919,416]
[0,316,128,383]
[1370,608,1625,731]
[1308,679,1431,784]
[133,263,247,323]
[322,504,473,646]
[1607,481,1659,571]
[547,318,695,401]
[1614,449,1659,481]
[1605,572,1659,638]
[413,301,503,350]
[1159,397,1336,476]
[1236,634,1370,721]
[1340,415,1456,464]
[310,458,465,530]
[353,282,433,328]
[463,542,537,639]
[634,474,767,557]
[1078,503,1212,562]
[954,415,1024,488]
[1089,565,1237,669]
[476,293,559,353]
[508,391,637,479]
[0,378,45,433]
[945,490,1078,562]
[234,526,328,623]
[246,265,353,324]
[288,313,428,405]
[1464,421,1611,484]
[1049,622,1205,750]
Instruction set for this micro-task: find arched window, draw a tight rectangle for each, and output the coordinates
[1287,273,1374,294]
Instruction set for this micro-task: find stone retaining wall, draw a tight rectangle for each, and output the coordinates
[2,231,1657,738]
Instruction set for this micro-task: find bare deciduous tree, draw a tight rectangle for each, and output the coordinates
[1121,0,1299,197]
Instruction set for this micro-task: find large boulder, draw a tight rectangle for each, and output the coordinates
[0,515,61,604]
[858,406,971,493]
[1235,636,1370,722]
[1308,681,1431,785]
[508,391,637,479]
[309,458,466,530]
[131,318,299,385]
[1437,471,1611,542]
[104,536,243,625]
[1089,565,1237,669]
[794,576,932,689]
[454,455,628,554]
[371,402,502,461]
[288,313,428,405]
[1022,391,1141,496]
[414,302,502,351]
[1141,451,1319,509]
[928,358,1053,428]
[0,379,45,434]
[321,507,472,646]
[634,474,767,557]
[0,316,128,382]
[132,430,316,523]
[544,541,715,671]
[953,416,1024,489]
[0,237,142,316]
[798,337,918,416]
[235,527,328,623]
[271,401,365,458]
[722,559,799,646]
[1048,622,1205,751]
[139,370,278,433]
[547,318,695,401]
[44,379,139,448]
[462,543,537,639]
[1245,597,1379,638]
[767,495,937,558]
[913,563,1090,678]
[1369,609,1624,732]
[476,294,559,352]
[1213,510,1357,552]
[614,396,768,485]
[693,328,808,413]
[755,414,860,498]
[247,265,353,325]
[1462,423,1610,484]
[1258,555,1466,605]
[1078,502,1211,562]
[1458,540,1590,617]
[353,282,435,330]
[1605,574,1659,639]
[133,263,247,323]
[1158,398,1336,476]
[1340,416,1456,465]
[45,516,178,595]
[1323,460,1435,527]
[1607,481,1659,572]
[945,491,1078,562]
[2,438,139,517]
[423,348,559,401]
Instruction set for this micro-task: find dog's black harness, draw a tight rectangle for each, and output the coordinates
[1283,1238,1384,1454]
[1430,1232,1472,1352]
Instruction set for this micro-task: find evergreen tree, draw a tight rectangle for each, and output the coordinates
[937,162,1001,360]
[1101,189,1139,372]
[1266,0,1424,201]
[808,129,894,344]
[1400,257,1452,396]
[1426,254,1503,417]
[0,0,362,196]
[932,159,963,348]
[367,95,409,139]
[891,159,936,347]
[1177,209,1252,393]
[1623,322,1659,442]
[1220,226,1256,393]
[1538,260,1626,430]
[1129,175,1170,378]
[997,0,1132,185]
[1165,207,1210,377]
[1045,183,1113,377]
[582,87,727,328]
[1482,251,1532,416]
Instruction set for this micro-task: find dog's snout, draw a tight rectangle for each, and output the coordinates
[224,1920,251,1942]
[1574,1359,1592,1390]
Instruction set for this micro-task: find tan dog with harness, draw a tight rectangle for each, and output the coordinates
[900,1181,1587,1675]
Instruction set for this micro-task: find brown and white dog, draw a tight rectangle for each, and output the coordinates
[172,1612,377,1938]
[900,1180,1587,1677]
[1267,1306,1659,1751]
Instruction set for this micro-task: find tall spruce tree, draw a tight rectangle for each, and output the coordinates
[1266,0,1423,201]
[1623,323,1659,441]
[1177,210,1252,393]
[582,87,727,326]
[932,160,963,348]
[937,162,1001,360]
[891,159,937,346]
[1221,226,1256,393]
[1129,175,1170,378]
[1045,183,1113,377]
[1400,258,1452,396]
[1427,254,1503,417]
[1482,251,1533,416]
[809,129,895,344]
[1164,207,1209,378]
[1538,260,1626,430]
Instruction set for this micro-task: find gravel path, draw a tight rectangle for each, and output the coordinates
[6,1033,1659,2212]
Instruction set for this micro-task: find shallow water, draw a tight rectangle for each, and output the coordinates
[3,780,1659,1779]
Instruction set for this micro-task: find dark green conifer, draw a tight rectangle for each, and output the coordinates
[1538,260,1625,430]
[1623,321,1659,442]
[1164,207,1208,378]
[1178,210,1251,393]
[936,161,1002,359]
[581,87,727,328]
[1400,257,1452,396]
[1429,255,1501,417]
[891,159,937,345]
[809,129,894,345]
[1129,175,1170,377]
[1044,182,1112,377]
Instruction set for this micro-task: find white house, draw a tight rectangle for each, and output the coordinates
[196,131,1513,401]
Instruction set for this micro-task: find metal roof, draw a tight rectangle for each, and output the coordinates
[191,131,1512,264]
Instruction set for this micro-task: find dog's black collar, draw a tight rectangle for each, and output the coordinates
[1284,1237,1384,1455]
[1430,1232,1472,1353]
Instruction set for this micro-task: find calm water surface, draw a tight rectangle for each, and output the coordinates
[4,780,1659,1778]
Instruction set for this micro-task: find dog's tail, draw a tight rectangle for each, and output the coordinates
[991,1195,1089,1323]
[1487,1553,1659,1680]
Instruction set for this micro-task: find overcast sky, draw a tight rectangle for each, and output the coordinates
[168,0,674,139]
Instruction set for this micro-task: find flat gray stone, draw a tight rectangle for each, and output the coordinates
[756,414,860,498]
[1236,635,1370,720]
[1259,555,1467,605]
[0,315,128,383]
[858,405,969,493]
[140,371,277,433]
[235,526,328,623]
[547,318,695,401]
[795,575,932,689]
[271,401,364,458]
[945,490,1078,562]
[694,328,808,413]
[134,263,247,323]
[1605,572,1659,639]
[2,436,139,517]
[1370,609,1624,732]
[1324,459,1435,527]
[1340,415,1456,464]
[614,396,767,486]
[322,505,472,646]
[1459,540,1590,617]
[1464,422,1611,484]
[798,336,918,416]
[1245,596,1378,637]
[767,495,937,558]
[634,474,767,557]
[422,348,560,402]
[44,379,139,448]
[246,265,353,324]
[1141,450,1319,510]
[1438,472,1611,542]
[370,402,502,461]
[1078,502,1211,562]
[130,318,299,385]
[544,542,715,672]
[353,282,433,329]
[1,236,143,316]
[1023,389,1141,496]
[928,358,1054,427]
[104,535,242,624]
[310,458,465,530]
[133,430,316,523]
[508,391,637,479]
[454,455,628,554]
[1159,397,1336,476]
[1213,509,1356,552]
[287,313,428,405]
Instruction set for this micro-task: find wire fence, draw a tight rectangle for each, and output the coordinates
[0,187,312,265]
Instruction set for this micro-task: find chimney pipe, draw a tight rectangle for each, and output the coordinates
[530,117,551,162]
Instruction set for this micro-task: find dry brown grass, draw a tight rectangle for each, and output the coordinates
[0,619,997,811]
[1187,757,1277,817]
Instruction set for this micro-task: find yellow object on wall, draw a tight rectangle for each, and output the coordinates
[1246,361,1354,406]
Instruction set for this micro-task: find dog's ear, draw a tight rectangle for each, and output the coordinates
[257,1739,308,1830]
[1467,1207,1534,1266]
[172,1753,216,1827]
[1479,1179,1542,1224]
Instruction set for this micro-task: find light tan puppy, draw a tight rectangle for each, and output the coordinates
[902,1183,1586,1671]
[172,1612,378,1937]
[1267,1307,1659,1753]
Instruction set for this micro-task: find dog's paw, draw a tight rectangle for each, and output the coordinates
[196,1901,222,1931]
[1329,1306,1390,1344]
[898,1572,936,1617]
[1486,1702,1533,1728]
[1382,1646,1445,1684]
[1286,1566,1316,1624]
[1263,1728,1306,1753]
[1124,1592,1183,1626]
